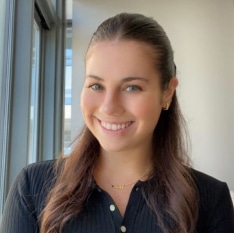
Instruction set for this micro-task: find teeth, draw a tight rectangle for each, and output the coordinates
[101,121,131,131]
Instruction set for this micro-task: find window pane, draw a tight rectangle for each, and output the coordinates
[64,0,72,154]
[28,20,40,164]
[64,27,72,154]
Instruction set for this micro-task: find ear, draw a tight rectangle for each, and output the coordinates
[161,77,178,110]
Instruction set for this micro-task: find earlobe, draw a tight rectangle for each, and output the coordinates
[162,101,171,110]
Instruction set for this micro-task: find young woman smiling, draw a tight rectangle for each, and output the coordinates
[1,13,233,233]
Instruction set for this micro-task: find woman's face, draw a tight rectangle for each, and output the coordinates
[81,40,176,154]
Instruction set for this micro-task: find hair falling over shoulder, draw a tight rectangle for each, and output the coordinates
[41,127,99,233]
[41,13,198,233]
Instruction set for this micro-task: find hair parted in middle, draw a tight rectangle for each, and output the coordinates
[41,13,198,233]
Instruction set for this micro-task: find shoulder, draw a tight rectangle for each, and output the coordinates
[191,169,231,207]
[191,169,234,231]
[1,160,58,226]
[191,169,228,193]
[22,159,56,178]
[19,159,56,182]
[13,160,57,198]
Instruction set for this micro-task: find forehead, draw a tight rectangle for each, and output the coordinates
[85,40,158,77]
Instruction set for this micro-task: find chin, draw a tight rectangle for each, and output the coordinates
[100,143,128,153]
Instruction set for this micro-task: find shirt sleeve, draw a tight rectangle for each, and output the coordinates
[0,168,39,233]
[205,183,234,233]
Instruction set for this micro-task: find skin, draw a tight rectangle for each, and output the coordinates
[80,40,178,216]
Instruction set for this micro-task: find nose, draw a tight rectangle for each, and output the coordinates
[100,91,124,116]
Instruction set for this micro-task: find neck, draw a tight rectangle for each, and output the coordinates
[93,148,153,189]
[102,146,152,169]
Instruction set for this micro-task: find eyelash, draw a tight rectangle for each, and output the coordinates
[86,83,142,92]
[87,83,103,91]
[124,85,141,92]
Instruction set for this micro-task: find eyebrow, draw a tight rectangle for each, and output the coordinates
[86,74,149,83]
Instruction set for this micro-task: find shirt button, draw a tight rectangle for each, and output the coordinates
[136,187,139,191]
[120,225,127,232]
[110,204,115,211]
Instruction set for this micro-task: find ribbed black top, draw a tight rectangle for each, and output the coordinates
[0,160,234,233]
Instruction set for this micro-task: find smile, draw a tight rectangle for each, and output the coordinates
[101,121,132,131]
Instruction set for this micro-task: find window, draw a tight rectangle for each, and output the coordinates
[64,27,72,154]
[64,0,73,154]
[28,20,41,164]
[0,0,66,217]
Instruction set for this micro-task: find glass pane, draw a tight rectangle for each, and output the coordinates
[28,20,40,163]
[64,0,72,155]
[64,27,72,154]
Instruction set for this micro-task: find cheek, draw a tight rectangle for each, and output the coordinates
[132,97,162,125]
[80,90,100,116]
[80,91,92,116]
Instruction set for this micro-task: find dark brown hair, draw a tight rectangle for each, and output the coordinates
[41,13,198,233]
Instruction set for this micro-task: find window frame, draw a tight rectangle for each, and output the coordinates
[0,0,66,217]
[0,0,15,216]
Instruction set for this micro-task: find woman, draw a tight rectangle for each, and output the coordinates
[1,13,233,233]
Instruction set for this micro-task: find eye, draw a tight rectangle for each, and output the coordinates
[125,85,141,92]
[88,83,103,91]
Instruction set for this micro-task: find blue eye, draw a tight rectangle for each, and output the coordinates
[89,84,103,90]
[125,85,141,92]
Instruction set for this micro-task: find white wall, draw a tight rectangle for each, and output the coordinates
[72,0,234,190]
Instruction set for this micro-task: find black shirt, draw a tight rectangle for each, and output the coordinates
[0,160,234,233]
